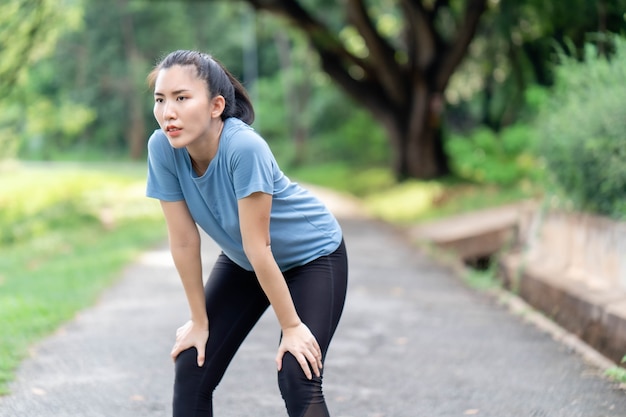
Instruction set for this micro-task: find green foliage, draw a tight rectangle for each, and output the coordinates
[313,102,390,167]
[362,178,537,224]
[446,0,626,134]
[291,161,537,224]
[604,355,626,384]
[0,0,84,159]
[365,181,445,223]
[7,1,256,160]
[0,0,83,95]
[464,268,501,291]
[0,163,162,245]
[0,162,165,394]
[254,44,390,169]
[445,124,540,186]
[534,36,626,219]
[290,163,395,197]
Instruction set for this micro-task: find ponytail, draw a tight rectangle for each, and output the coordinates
[148,50,255,125]
[211,57,255,125]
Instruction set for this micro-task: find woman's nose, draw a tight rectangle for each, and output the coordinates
[162,102,176,121]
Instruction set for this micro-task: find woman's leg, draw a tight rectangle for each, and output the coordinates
[278,240,349,417]
[172,254,270,417]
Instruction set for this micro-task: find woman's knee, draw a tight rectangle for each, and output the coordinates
[277,353,327,416]
[174,348,218,396]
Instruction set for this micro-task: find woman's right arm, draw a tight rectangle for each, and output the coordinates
[160,200,208,367]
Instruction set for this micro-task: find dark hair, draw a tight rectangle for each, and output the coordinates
[148,50,255,125]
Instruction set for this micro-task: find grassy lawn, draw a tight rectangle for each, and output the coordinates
[0,162,166,394]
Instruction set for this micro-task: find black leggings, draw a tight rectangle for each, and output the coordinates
[172,240,348,417]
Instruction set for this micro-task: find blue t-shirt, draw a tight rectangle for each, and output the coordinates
[146,117,342,271]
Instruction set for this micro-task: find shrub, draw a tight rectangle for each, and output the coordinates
[445,124,539,186]
[534,37,626,219]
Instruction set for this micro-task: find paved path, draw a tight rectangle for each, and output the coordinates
[1,192,625,417]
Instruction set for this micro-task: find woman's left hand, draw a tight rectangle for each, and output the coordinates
[275,322,323,380]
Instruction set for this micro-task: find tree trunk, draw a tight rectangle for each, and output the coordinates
[382,90,449,180]
[244,0,486,180]
[274,31,310,166]
[118,0,146,160]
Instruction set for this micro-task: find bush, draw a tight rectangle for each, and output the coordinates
[445,124,539,186]
[534,37,626,219]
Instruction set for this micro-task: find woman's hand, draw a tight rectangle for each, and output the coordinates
[171,320,209,367]
[276,322,323,380]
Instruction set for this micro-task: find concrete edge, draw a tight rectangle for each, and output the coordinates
[313,186,626,380]
[402,226,624,383]
[499,253,626,367]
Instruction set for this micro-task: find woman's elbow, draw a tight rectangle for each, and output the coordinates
[243,242,272,267]
[169,229,201,250]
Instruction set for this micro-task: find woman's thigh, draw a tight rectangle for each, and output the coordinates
[283,240,348,355]
[278,241,348,416]
[173,254,270,413]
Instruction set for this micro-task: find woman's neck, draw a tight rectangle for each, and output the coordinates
[188,119,225,176]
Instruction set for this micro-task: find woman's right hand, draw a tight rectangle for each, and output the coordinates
[171,319,209,367]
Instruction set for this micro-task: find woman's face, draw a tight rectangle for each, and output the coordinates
[153,65,223,149]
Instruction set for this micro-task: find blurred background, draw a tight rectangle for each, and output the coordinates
[1,0,625,393]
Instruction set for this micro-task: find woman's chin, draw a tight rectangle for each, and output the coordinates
[167,137,188,149]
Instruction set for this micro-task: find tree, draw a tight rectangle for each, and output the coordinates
[0,0,61,97]
[239,0,488,179]
[0,0,83,160]
[446,0,626,133]
[16,0,249,159]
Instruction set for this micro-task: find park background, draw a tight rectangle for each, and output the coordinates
[1,0,625,395]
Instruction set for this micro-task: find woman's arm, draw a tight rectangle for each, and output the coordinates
[238,192,322,379]
[160,200,208,367]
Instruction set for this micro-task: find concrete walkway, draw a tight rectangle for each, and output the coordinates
[1,191,625,417]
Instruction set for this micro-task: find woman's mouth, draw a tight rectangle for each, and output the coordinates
[166,125,182,137]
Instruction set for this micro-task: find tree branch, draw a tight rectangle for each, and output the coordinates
[435,0,487,90]
[432,0,450,16]
[400,0,438,73]
[245,0,394,108]
[345,0,406,104]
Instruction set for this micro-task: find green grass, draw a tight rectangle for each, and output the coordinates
[290,163,540,224]
[605,356,626,384]
[0,162,166,394]
[289,163,395,197]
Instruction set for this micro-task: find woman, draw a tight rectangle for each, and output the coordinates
[145,50,348,417]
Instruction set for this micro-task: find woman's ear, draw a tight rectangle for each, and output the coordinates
[211,95,226,118]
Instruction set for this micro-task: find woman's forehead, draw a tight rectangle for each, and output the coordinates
[154,65,204,92]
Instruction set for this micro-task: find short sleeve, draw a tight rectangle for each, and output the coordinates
[146,130,184,201]
[229,130,275,199]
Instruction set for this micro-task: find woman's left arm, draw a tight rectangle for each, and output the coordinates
[238,191,322,380]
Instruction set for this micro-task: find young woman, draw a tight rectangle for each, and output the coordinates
[145,50,348,417]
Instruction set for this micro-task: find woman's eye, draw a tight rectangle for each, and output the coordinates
[177,96,186,101]
[155,98,163,103]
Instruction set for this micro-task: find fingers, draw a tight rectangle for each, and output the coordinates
[276,338,324,380]
[296,345,323,380]
[170,342,183,362]
[196,346,205,367]
[303,339,322,379]
[170,342,206,367]
[313,340,323,372]
[275,348,285,372]
[304,351,319,379]
[170,321,209,367]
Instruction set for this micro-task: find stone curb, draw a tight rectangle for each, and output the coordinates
[407,202,626,371]
[499,252,626,365]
